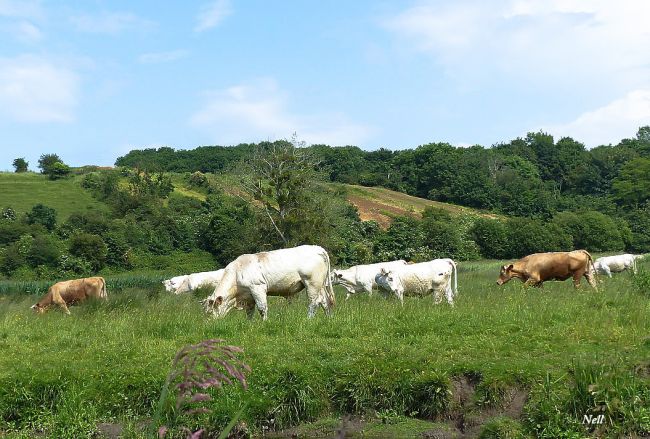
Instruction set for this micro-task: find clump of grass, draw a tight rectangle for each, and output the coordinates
[154,339,250,439]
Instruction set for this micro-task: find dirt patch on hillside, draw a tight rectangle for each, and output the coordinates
[347,194,417,228]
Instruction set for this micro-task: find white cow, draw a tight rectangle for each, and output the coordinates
[174,270,225,294]
[162,275,189,293]
[204,245,335,320]
[331,260,408,299]
[375,258,458,306]
[593,254,641,278]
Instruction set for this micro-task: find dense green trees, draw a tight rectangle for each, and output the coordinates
[12,158,28,173]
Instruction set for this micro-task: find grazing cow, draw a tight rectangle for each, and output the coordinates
[331,260,408,299]
[173,270,225,294]
[31,277,108,314]
[496,250,597,289]
[204,245,335,320]
[593,254,641,277]
[162,275,189,293]
[375,259,458,306]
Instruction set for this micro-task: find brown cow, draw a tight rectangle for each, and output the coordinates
[31,277,108,314]
[496,250,597,290]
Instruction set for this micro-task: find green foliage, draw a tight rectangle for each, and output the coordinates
[553,211,627,252]
[69,233,108,271]
[37,153,62,174]
[1,207,17,221]
[12,158,28,173]
[47,161,71,180]
[613,158,650,207]
[632,269,650,297]
[187,171,209,188]
[81,170,120,200]
[25,204,57,231]
[471,218,510,259]
[26,234,61,268]
[479,417,525,439]
[505,218,572,257]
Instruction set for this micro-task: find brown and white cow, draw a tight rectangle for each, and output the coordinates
[496,250,597,289]
[31,277,108,314]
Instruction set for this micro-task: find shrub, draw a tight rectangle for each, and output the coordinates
[1,207,16,221]
[553,211,626,252]
[471,218,509,259]
[505,218,572,257]
[632,270,650,297]
[12,158,28,173]
[26,234,60,267]
[26,204,57,231]
[47,162,71,180]
[187,171,208,188]
[69,233,108,271]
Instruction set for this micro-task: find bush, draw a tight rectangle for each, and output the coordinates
[471,218,509,259]
[59,212,109,238]
[187,171,208,188]
[0,243,25,275]
[12,158,28,173]
[47,162,71,180]
[26,234,61,267]
[632,270,650,297]
[553,211,625,252]
[1,207,16,221]
[421,217,480,261]
[505,218,572,257]
[26,204,57,231]
[69,233,108,271]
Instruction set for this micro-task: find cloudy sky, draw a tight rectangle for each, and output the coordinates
[1,0,649,168]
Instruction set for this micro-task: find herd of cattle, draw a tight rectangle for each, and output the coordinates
[30,245,645,319]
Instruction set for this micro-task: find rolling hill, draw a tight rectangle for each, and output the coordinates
[0,171,499,228]
[0,172,109,220]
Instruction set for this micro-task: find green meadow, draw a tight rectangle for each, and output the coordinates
[1,260,649,438]
[0,173,108,221]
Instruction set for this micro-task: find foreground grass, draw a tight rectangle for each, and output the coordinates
[0,260,649,437]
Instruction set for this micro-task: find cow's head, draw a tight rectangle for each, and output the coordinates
[375,268,402,295]
[496,264,514,285]
[30,303,46,314]
[162,279,177,293]
[203,293,236,318]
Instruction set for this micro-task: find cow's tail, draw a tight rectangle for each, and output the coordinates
[100,277,108,299]
[444,258,458,295]
[322,249,336,309]
[582,250,598,285]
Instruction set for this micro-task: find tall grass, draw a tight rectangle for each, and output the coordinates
[0,259,649,437]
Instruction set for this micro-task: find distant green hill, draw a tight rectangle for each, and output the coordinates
[0,171,497,228]
[0,172,109,220]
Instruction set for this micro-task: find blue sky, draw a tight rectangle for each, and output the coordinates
[1,0,649,169]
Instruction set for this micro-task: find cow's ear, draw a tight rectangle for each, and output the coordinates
[215,296,224,305]
[507,264,514,271]
[379,268,387,275]
[336,273,343,278]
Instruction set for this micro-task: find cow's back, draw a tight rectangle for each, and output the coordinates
[520,251,589,280]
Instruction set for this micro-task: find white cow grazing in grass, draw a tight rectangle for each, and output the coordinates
[593,254,641,278]
[375,258,458,306]
[174,270,225,294]
[204,245,335,320]
[331,260,408,299]
[162,275,189,293]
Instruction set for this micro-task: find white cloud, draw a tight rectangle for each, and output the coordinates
[0,0,43,20]
[138,50,188,64]
[70,11,154,34]
[189,79,373,146]
[195,0,232,32]
[0,55,80,122]
[543,89,650,147]
[382,1,650,89]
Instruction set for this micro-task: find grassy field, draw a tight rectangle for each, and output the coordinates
[0,173,109,220]
[1,260,649,438]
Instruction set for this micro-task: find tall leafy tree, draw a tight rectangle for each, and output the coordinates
[12,158,28,173]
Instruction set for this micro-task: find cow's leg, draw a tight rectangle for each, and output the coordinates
[52,292,71,315]
[244,301,256,320]
[433,287,443,304]
[250,288,268,321]
[584,270,598,291]
[445,284,455,306]
[397,291,404,306]
[572,271,584,288]
[604,266,612,278]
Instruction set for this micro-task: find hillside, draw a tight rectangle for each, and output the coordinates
[0,172,109,220]
[0,172,499,229]
[339,184,499,227]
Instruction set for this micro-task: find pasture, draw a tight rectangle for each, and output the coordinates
[0,173,108,221]
[0,260,649,438]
